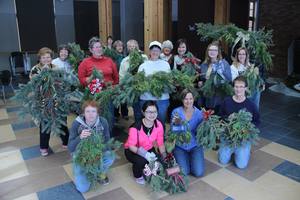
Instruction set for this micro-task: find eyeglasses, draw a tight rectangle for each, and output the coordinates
[238,53,246,55]
[234,86,246,89]
[145,110,158,115]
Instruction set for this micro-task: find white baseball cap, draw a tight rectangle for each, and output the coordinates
[149,41,162,50]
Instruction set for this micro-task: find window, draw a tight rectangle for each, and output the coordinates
[248,0,257,31]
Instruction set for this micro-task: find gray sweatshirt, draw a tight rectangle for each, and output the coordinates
[68,115,110,153]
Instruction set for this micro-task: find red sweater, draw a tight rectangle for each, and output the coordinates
[78,56,119,86]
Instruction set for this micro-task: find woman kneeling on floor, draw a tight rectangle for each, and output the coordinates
[170,89,205,177]
[68,100,115,193]
[124,100,167,185]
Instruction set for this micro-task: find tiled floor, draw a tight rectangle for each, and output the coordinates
[0,90,299,200]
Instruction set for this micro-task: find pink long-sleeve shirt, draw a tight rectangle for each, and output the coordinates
[124,120,164,151]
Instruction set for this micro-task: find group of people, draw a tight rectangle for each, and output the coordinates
[29,36,262,193]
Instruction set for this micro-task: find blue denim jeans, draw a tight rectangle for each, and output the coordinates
[73,151,115,193]
[173,145,205,177]
[218,141,251,169]
[139,99,170,124]
[249,90,261,110]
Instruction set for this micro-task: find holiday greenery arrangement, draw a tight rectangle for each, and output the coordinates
[128,49,146,75]
[13,68,77,135]
[83,68,106,100]
[68,42,86,73]
[195,23,273,70]
[113,70,197,107]
[73,131,121,188]
[165,112,192,153]
[223,109,260,148]
[201,73,234,98]
[180,52,201,76]
[144,154,188,194]
[196,109,224,150]
[243,66,265,96]
[112,72,147,107]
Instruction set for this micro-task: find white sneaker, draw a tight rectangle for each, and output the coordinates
[135,177,145,185]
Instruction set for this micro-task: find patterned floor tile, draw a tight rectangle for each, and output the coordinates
[187,159,221,185]
[254,171,300,200]
[273,160,300,183]
[37,182,84,200]
[0,108,9,120]
[13,193,39,200]
[224,197,234,200]
[204,149,230,167]
[20,145,53,160]
[201,168,274,200]
[0,124,16,143]
[226,150,284,181]
[0,166,71,200]
[88,187,134,200]
[260,142,300,165]
[12,121,36,131]
[0,150,29,184]
[160,179,227,200]
[0,135,39,154]
[25,151,71,175]
[14,127,39,139]
[276,134,300,151]
[6,106,23,113]
[251,137,272,153]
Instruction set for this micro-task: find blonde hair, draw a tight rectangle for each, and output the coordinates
[204,41,222,79]
[126,39,139,50]
[37,47,53,59]
[232,47,251,68]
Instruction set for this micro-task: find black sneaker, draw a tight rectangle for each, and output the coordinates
[99,177,109,185]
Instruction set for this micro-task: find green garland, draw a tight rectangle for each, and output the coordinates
[68,42,86,73]
[112,72,147,107]
[201,73,234,98]
[223,109,260,148]
[12,68,77,135]
[74,132,121,188]
[196,114,224,150]
[195,23,273,70]
[128,49,146,75]
[243,66,265,97]
[112,70,197,107]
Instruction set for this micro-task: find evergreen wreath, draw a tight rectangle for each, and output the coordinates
[144,154,188,194]
[73,131,121,188]
[13,68,77,135]
[165,113,193,153]
[223,109,260,148]
[68,42,86,73]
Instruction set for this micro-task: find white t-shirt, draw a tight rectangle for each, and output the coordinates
[230,63,247,81]
[52,58,72,73]
[138,59,171,100]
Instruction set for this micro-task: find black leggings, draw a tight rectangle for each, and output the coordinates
[40,124,69,149]
[124,148,156,178]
